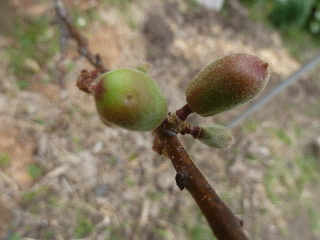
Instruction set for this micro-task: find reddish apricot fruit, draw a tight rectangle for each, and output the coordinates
[186,53,270,116]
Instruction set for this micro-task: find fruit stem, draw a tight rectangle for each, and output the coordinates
[175,104,194,121]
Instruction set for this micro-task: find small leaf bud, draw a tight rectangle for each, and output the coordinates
[196,125,233,149]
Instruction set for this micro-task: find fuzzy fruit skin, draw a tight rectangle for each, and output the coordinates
[92,68,168,131]
[186,53,270,117]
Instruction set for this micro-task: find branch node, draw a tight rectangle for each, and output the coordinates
[175,171,189,191]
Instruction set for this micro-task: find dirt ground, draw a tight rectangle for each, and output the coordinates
[1,0,320,239]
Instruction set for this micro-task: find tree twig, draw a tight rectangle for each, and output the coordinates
[155,125,248,240]
[54,0,109,72]
[55,1,249,239]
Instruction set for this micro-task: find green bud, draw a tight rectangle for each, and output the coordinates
[196,125,233,149]
[186,53,270,117]
[91,68,168,131]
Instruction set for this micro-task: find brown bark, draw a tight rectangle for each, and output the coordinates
[155,126,248,240]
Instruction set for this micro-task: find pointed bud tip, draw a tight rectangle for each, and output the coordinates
[261,62,269,69]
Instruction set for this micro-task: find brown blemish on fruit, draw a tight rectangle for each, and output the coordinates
[91,79,106,101]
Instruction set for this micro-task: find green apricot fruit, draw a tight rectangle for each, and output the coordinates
[91,68,168,131]
[197,125,233,149]
[186,53,270,117]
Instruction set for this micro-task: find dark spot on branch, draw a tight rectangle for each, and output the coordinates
[175,171,189,191]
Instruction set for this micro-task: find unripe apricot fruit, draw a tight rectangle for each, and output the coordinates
[91,68,168,131]
[186,53,270,117]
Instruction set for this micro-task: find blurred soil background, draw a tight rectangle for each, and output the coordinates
[0,0,320,239]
